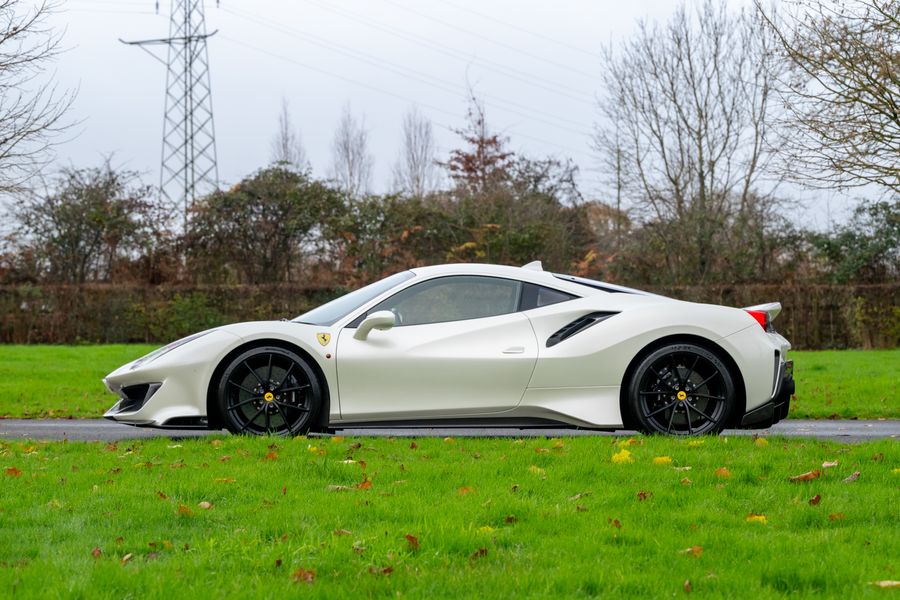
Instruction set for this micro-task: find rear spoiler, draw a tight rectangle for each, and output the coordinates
[742,302,782,331]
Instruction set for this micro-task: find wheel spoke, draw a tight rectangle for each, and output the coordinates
[227,396,262,411]
[244,361,265,387]
[649,367,675,390]
[228,380,256,395]
[274,363,295,392]
[670,356,685,388]
[278,384,310,394]
[266,353,273,386]
[640,390,669,396]
[275,401,309,414]
[684,355,700,386]
[687,402,715,423]
[691,393,725,400]
[265,406,270,431]
[693,372,719,390]
[666,403,678,433]
[273,401,292,430]
[242,406,265,432]
[647,400,678,418]
[684,403,694,435]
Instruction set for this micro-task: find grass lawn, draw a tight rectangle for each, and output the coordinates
[0,435,897,598]
[0,345,896,420]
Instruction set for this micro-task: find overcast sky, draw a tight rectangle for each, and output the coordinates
[51,0,856,228]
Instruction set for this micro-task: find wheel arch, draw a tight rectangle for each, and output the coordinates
[206,339,331,432]
[618,333,746,430]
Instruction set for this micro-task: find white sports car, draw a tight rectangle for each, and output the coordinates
[104,262,794,436]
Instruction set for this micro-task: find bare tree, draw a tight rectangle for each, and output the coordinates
[392,106,440,197]
[0,1,74,193]
[270,98,308,172]
[330,103,374,198]
[758,0,900,194]
[593,0,786,283]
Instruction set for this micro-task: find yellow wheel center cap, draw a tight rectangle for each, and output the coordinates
[677,391,687,401]
[264,392,274,402]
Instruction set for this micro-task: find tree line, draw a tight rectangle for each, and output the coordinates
[0,0,896,290]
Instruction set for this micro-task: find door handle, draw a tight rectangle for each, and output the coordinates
[502,346,525,354]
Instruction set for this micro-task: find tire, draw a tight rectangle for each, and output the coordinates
[216,346,322,436]
[627,343,736,436]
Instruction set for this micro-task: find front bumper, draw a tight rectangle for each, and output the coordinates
[740,359,794,428]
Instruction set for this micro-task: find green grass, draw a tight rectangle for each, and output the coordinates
[0,346,896,420]
[0,435,897,598]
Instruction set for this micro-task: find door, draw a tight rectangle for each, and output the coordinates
[336,276,538,420]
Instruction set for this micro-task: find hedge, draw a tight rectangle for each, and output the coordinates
[0,283,896,349]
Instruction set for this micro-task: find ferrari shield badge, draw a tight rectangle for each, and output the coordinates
[316,333,331,347]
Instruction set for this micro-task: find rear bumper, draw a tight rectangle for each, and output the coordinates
[741,360,794,428]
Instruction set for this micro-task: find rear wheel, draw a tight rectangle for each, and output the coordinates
[627,343,736,435]
[216,347,322,436]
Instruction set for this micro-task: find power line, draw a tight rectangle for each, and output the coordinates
[221,5,592,137]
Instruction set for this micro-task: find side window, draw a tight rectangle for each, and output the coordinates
[368,276,522,326]
[520,283,578,311]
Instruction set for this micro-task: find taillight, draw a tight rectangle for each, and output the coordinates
[745,310,768,330]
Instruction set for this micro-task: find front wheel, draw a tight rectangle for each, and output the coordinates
[627,343,736,435]
[216,346,322,436]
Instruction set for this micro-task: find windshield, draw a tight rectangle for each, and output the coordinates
[293,271,415,326]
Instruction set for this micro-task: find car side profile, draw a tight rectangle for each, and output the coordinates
[103,261,794,436]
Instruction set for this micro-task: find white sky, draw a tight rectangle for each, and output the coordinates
[49,0,859,229]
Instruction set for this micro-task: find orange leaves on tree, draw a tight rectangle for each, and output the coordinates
[789,469,821,482]
[404,534,420,551]
[292,567,316,584]
[5,467,22,477]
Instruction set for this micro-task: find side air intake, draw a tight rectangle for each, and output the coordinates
[546,312,618,347]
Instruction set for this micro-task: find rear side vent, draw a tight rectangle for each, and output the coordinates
[546,312,618,347]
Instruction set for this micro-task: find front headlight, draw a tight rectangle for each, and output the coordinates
[129,330,215,370]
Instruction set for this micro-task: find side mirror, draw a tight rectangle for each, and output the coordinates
[353,310,396,341]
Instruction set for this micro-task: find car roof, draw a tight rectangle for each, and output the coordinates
[407,263,605,296]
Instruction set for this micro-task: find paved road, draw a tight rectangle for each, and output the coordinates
[0,418,897,442]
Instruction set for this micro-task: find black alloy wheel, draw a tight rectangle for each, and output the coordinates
[628,343,736,435]
[217,346,322,436]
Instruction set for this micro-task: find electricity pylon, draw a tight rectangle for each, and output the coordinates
[122,1,220,225]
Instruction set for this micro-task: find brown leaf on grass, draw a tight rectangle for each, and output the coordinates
[348,442,362,450]
[746,513,768,524]
[176,503,194,516]
[291,567,315,584]
[458,486,475,495]
[91,547,102,558]
[681,477,692,486]
[843,471,860,483]
[265,451,279,461]
[714,467,731,478]
[828,512,846,521]
[679,546,703,558]
[534,447,550,454]
[637,490,652,501]
[409,441,418,450]
[275,559,282,568]
[115,536,124,544]
[352,542,366,554]
[105,443,118,452]
[683,579,692,593]
[5,467,22,477]
[576,505,587,512]
[789,470,821,482]
[121,553,134,564]
[553,440,566,450]
[504,515,518,524]
[156,491,168,500]
[357,479,372,491]
[822,461,839,468]
[608,518,622,529]
[809,494,822,506]
[198,501,213,510]
[470,548,488,560]
[108,467,121,475]
[405,534,420,551]
[333,528,352,536]
[214,478,236,484]
[210,439,223,447]
[368,566,394,575]
[282,486,287,495]
[871,453,884,462]
[218,455,231,463]
[870,581,900,588]
[569,491,591,501]
[511,484,520,493]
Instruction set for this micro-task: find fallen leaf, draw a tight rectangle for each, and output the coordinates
[674,466,692,472]
[409,441,418,450]
[105,443,118,452]
[265,451,279,461]
[754,437,769,447]
[679,546,703,558]
[618,437,643,447]
[470,547,488,559]
[681,477,692,486]
[357,460,367,471]
[576,505,587,512]
[510,484,520,492]
[210,439,223,447]
[281,486,286,495]
[198,501,213,510]
[637,490,652,501]
[352,542,366,554]
[458,486,475,495]
[218,455,231,463]
[843,471,860,483]
[611,448,633,464]
[333,528,352,536]
[5,467,22,477]
[176,503,194,516]
[871,453,884,462]
[534,447,550,454]
[91,547,102,558]
[327,485,353,492]
[121,553,134,564]
[330,436,345,443]
[569,491,591,501]
[478,526,495,533]
[714,467,731,478]
[275,559,282,568]
[687,440,705,448]
[504,515,518,524]
[683,579,692,593]
[156,491,168,500]
[357,479,372,491]
[443,437,455,444]
[291,567,315,584]
[822,460,839,468]
[527,465,546,476]
[789,469,821,482]
[368,566,393,575]
[214,478,236,484]
[653,456,672,465]
[553,440,565,450]
[828,512,846,521]
[405,534,419,551]
[608,517,622,529]
[746,513,767,525]
[870,581,900,588]
[348,442,362,450]
[809,494,821,506]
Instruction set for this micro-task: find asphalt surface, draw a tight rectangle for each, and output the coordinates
[0,418,897,442]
